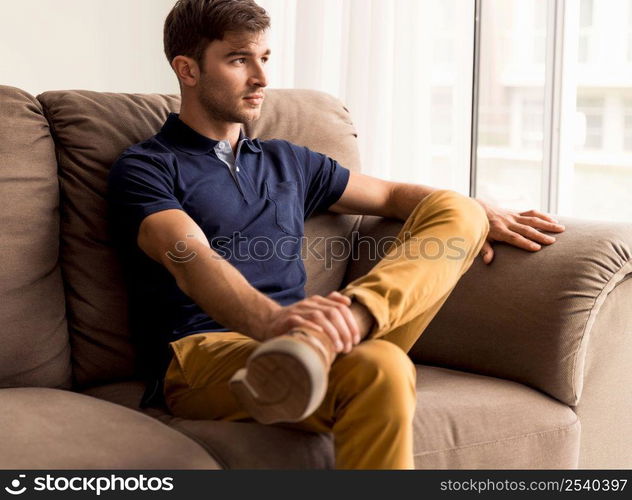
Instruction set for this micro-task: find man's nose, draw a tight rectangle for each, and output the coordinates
[249,62,268,88]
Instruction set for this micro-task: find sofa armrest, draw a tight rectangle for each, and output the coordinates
[342,215,632,406]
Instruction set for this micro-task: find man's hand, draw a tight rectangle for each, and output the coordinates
[258,291,360,354]
[475,199,566,265]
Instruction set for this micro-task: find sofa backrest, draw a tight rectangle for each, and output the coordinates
[343,214,632,407]
[36,89,360,389]
[0,86,71,389]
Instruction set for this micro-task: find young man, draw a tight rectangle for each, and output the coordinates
[108,0,565,469]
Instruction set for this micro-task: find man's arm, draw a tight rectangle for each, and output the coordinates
[328,171,436,221]
[328,170,566,264]
[138,209,281,339]
[137,209,360,350]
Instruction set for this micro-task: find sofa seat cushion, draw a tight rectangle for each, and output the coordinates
[0,388,220,469]
[83,381,333,469]
[83,365,580,469]
[413,366,580,469]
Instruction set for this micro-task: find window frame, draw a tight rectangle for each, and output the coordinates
[472,0,586,216]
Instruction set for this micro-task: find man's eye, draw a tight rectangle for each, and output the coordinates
[262,57,269,64]
[233,58,246,64]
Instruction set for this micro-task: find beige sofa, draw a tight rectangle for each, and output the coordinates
[1,84,631,469]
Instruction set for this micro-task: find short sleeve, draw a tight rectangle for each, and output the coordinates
[107,153,183,245]
[292,144,350,219]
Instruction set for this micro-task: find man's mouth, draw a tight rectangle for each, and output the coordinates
[244,94,264,105]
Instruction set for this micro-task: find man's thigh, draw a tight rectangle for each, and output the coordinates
[163,331,259,421]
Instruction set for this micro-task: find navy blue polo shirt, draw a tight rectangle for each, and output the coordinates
[107,113,350,393]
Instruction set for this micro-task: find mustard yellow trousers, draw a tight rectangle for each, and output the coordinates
[163,189,489,469]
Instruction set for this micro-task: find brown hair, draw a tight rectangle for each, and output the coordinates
[164,0,270,67]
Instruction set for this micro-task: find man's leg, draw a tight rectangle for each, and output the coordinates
[229,189,488,425]
[163,332,416,469]
[341,189,490,352]
[164,189,488,469]
[317,189,489,468]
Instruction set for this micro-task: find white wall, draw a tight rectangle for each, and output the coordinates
[0,0,179,96]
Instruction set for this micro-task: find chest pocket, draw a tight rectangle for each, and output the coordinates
[265,180,302,236]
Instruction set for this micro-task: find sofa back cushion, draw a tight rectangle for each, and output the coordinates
[0,86,71,388]
[37,89,360,388]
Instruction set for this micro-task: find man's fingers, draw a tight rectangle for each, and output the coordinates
[480,240,494,265]
[288,294,358,352]
[308,310,344,352]
[474,208,566,259]
[327,291,351,305]
[287,315,324,335]
[508,222,557,245]
[340,305,361,345]
[331,299,360,345]
[519,209,557,223]
[499,228,542,251]
[311,296,355,352]
[515,215,565,233]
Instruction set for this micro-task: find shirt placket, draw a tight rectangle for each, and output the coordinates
[214,140,253,203]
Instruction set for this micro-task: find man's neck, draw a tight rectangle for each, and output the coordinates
[179,103,242,153]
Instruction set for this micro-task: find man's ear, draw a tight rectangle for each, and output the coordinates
[172,56,200,87]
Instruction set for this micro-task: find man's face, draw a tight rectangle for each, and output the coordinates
[195,30,269,125]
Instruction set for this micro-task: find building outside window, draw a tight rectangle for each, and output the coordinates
[476,0,632,222]
[521,93,545,150]
[431,88,453,147]
[624,99,632,151]
[476,0,546,211]
[576,96,604,150]
[578,0,593,63]
[628,0,632,62]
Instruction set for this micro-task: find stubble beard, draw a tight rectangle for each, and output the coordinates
[198,77,258,126]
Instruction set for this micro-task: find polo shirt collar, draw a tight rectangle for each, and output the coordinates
[160,113,261,155]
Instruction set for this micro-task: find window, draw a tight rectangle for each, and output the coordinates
[628,0,632,63]
[576,96,603,150]
[533,1,547,64]
[431,88,453,146]
[475,0,547,211]
[521,93,544,149]
[257,0,474,192]
[476,0,632,222]
[433,1,455,65]
[578,0,593,63]
[624,100,632,151]
[567,3,632,223]
[478,100,511,147]
[258,0,632,223]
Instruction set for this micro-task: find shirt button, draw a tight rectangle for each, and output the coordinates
[218,143,224,150]
[236,167,240,172]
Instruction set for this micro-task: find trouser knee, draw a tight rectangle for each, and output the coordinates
[411,190,489,251]
[333,340,417,417]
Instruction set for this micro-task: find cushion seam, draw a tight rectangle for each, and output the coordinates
[169,423,229,469]
[414,417,580,457]
[570,259,632,402]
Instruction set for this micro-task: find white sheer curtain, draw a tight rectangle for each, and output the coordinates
[257,0,475,194]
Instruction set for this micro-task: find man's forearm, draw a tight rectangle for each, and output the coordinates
[163,240,280,340]
[389,182,439,220]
